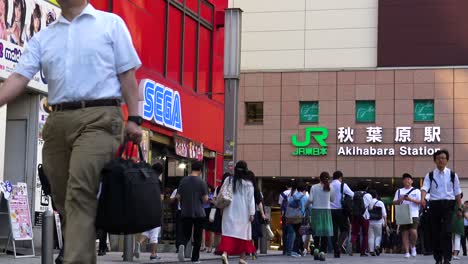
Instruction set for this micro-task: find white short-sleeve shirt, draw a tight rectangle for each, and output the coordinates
[394,187,421,218]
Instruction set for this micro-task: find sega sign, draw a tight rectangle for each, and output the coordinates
[140,79,183,132]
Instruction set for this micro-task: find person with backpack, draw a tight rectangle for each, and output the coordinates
[421,149,463,264]
[284,181,308,258]
[330,170,354,258]
[393,173,421,259]
[367,189,387,257]
[278,181,293,255]
[309,172,335,261]
[350,182,373,257]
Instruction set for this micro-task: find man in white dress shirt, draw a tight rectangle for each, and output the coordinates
[0,1,142,263]
[421,150,463,264]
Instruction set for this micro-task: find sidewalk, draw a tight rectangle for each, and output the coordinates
[0,250,282,264]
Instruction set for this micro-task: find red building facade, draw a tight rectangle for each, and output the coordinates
[91,0,227,188]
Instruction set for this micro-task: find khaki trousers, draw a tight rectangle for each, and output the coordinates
[42,106,123,264]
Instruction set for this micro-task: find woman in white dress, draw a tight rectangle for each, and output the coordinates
[218,161,256,264]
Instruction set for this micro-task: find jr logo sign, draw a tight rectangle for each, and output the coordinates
[291,127,328,156]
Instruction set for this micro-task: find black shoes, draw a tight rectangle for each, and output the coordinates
[55,248,64,264]
[361,253,369,257]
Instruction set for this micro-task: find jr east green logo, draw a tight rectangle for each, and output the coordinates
[291,127,328,156]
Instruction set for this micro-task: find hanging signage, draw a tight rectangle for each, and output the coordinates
[414,100,434,122]
[292,126,441,157]
[34,96,51,226]
[140,79,183,132]
[300,102,319,123]
[356,101,375,123]
[175,136,204,161]
[9,183,33,240]
[0,0,61,93]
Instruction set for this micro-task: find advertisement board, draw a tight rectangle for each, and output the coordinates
[9,182,33,240]
[0,0,61,93]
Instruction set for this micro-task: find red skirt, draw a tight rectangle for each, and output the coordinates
[217,236,256,255]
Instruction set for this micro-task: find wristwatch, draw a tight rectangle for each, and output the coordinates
[128,115,143,126]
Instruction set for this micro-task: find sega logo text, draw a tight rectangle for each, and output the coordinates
[141,79,183,132]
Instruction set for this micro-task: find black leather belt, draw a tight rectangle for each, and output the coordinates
[51,99,121,111]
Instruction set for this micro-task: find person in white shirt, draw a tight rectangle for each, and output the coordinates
[350,183,373,257]
[421,150,462,264]
[393,173,421,259]
[368,189,387,256]
[330,171,354,258]
[279,181,293,255]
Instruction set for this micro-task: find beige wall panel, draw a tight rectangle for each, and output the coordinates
[243,31,305,51]
[305,48,377,69]
[306,0,377,10]
[242,50,305,71]
[305,9,377,30]
[233,0,305,12]
[305,28,376,49]
[243,12,305,32]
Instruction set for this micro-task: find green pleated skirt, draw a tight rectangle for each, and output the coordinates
[310,208,333,237]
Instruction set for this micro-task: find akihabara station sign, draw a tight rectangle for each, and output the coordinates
[291,126,441,157]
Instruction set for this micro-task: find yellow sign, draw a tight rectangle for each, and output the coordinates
[47,0,60,6]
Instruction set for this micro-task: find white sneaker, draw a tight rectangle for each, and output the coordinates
[453,256,460,260]
[411,247,417,257]
[404,253,410,259]
[178,245,185,262]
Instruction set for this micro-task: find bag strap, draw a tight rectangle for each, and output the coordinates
[341,182,345,203]
[451,171,456,193]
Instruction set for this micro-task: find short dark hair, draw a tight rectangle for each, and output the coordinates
[191,161,203,172]
[152,162,164,174]
[296,181,306,192]
[368,189,378,199]
[433,149,450,161]
[333,171,343,180]
[402,173,413,180]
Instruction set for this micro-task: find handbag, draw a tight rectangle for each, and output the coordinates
[95,140,162,234]
[285,194,304,224]
[369,200,383,220]
[209,208,217,223]
[215,177,233,209]
[298,208,311,236]
[264,219,274,240]
[395,189,415,225]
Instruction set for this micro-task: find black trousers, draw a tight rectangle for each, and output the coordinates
[96,229,107,251]
[429,200,455,262]
[462,226,468,255]
[314,236,328,254]
[331,209,349,254]
[175,210,184,250]
[181,217,204,262]
[292,224,304,254]
[282,216,288,255]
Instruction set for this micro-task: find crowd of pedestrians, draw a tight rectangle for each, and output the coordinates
[95,149,467,264]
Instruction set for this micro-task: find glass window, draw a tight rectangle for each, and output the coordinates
[414,100,434,122]
[356,100,376,123]
[245,102,263,124]
[299,101,319,123]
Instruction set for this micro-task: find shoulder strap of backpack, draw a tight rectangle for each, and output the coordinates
[428,171,438,193]
[451,170,456,192]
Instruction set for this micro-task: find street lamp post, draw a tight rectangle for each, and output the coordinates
[223,8,243,174]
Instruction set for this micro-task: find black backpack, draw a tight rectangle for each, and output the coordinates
[352,191,367,217]
[280,192,289,216]
[369,200,383,220]
[427,170,456,193]
[341,182,353,216]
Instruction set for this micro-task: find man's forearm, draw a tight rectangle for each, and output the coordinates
[119,69,139,116]
[456,194,462,208]
[0,73,29,106]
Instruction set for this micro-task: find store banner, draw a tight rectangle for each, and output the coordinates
[0,0,61,93]
[175,136,204,161]
[34,95,51,226]
[9,183,33,240]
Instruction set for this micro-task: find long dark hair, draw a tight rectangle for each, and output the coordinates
[11,0,25,44]
[1,0,8,28]
[29,4,41,38]
[245,170,257,189]
[233,160,248,193]
[320,171,331,192]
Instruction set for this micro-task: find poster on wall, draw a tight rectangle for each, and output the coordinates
[175,136,204,161]
[9,183,33,240]
[141,129,150,162]
[34,95,51,226]
[0,0,61,93]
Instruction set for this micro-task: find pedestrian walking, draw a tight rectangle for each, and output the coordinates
[218,161,256,264]
[212,173,232,250]
[350,183,373,257]
[451,193,464,260]
[284,181,308,258]
[421,149,463,264]
[245,170,267,259]
[279,181,293,255]
[462,200,468,256]
[0,1,142,263]
[201,185,215,253]
[177,161,209,263]
[330,170,354,258]
[169,187,183,253]
[134,162,165,261]
[393,173,421,259]
[309,172,335,261]
[367,189,387,257]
